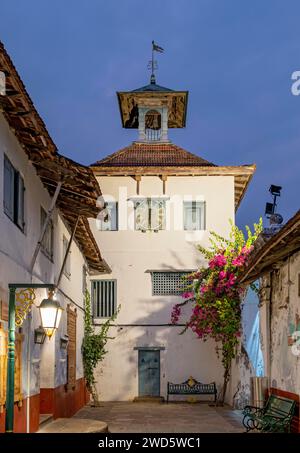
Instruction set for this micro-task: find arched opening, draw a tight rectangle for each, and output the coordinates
[145,109,161,141]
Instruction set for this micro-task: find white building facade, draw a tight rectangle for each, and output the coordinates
[0,41,106,432]
[90,77,255,402]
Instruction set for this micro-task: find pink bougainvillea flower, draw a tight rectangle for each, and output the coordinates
[208,254,227,269]
[225,273,236,288]
[232,255,245,267]
[171,304,181,324]
[182,291,194,299]
[241,245,254,255]
[219,270,227,280]
[200,285,208,294]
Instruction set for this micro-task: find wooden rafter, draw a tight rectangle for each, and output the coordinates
[0,40,108,274]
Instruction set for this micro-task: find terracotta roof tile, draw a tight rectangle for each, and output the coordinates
[91,142,216,167]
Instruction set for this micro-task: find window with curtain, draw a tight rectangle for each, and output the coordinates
[183,201,205,231]
[134,198,166,231]
[3,155,25,231]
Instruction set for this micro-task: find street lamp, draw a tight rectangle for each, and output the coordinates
[5,283,62,433]
[39,289,63,338]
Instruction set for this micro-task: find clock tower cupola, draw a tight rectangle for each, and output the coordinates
[117,42,188,143]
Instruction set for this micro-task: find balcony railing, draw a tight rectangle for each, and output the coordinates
[145,128,162,141]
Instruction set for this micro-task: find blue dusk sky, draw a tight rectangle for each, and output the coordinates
[1,0,300,229]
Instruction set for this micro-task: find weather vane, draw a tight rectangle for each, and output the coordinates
[148,40,164,84]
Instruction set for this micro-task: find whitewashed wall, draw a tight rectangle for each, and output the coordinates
[90,174,235,401]
[0,113,87,400]
[260,251,300,396]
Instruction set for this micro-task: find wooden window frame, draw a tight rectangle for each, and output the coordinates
[3,154,25,232]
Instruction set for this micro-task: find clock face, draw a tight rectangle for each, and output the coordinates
[135,198,166,231]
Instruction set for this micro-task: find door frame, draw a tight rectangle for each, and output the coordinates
[134,346,165,397]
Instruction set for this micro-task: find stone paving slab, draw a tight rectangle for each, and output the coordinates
[74,402,244,433]
[38,418,108,433]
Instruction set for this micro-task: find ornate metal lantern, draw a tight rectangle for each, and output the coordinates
[34,326,46,344]
[38,289,63,338]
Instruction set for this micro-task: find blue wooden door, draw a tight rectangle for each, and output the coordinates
[138,350,160,396]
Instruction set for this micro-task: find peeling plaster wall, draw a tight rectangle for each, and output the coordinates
[260,251,300,396]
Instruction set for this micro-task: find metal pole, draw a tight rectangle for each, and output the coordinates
[55,216,80,289]
[29,181,63,274]
[5,286,16,432]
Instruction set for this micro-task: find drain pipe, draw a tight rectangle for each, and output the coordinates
[26,180,63,433]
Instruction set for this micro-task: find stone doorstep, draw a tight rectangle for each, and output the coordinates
[37,418,108,433]
[133,396,165,403]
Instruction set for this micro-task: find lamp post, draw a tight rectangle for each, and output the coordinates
[5,283,62,433]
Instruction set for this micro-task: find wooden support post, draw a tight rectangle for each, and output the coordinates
[161,175,168,195]
[134,176,142,195]
[29,181,63,274]
[55,216,80,289]
[5,286,16,432]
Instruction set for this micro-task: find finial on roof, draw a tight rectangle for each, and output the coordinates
[148,40,164,84]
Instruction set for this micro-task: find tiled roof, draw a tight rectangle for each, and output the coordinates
[91,142,216,167]
[239,210,300,284]
[0,40,107,273]
[132,83,174,92]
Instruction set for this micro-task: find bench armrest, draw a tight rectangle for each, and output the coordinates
[242,405,263,416]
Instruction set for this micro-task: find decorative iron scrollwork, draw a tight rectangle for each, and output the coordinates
[15,288,36,327]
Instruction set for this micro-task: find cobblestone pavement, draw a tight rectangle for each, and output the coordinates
[74,402,243,433]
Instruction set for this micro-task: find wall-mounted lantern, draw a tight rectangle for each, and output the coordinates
[60,334,69,350]
[34,326,46,344]
[38,289,63,338]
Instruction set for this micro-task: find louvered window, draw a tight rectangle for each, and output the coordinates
[151,272,191,296]
[92,280,117,318]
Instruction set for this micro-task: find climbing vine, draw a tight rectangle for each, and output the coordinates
[171,219,263,405]
[82,291,119,405]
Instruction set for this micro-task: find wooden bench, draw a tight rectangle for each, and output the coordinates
[242,394,296,432]
[167,376,217,403]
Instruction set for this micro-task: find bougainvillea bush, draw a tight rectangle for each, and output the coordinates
[171,219,262,404]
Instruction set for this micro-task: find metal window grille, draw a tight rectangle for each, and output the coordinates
[92,280,117,318]
[151,272,190,296]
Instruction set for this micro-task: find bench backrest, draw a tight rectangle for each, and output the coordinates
[168,379,216,395]
[264,395,296,419]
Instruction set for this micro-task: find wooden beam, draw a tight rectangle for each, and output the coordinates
[160,175,168,194]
